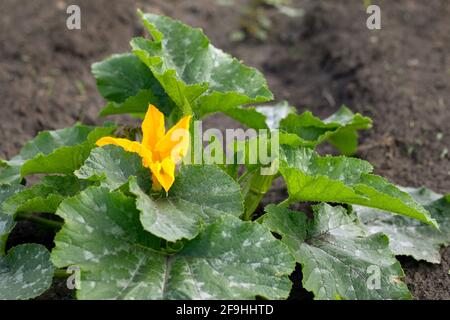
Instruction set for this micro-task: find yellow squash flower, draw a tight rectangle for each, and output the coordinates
[96,105,191,192]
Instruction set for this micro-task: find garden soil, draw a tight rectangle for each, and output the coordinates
[0,0,449,299]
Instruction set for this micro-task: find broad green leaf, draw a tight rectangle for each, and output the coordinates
[261,204,411,300]
[223,107,268,130]
[0,160,21,185]
[0,244,54,300]
[280,106,372,155]
[17,125,116,177]
[222,101,295,130]
[129,165,243,242]
[131,12,273,118]
[100,89,163,117]
[75,145,151,191]
[255,101,295,130]
[0,184,24,253]
[52,187,294,299]
[1,124,115,181]
[18,124,97,159]
[2,175,90,217]
[92,53,176,117]
[280,145,436,226]
[324,106,373,155]
[356,187,450,263]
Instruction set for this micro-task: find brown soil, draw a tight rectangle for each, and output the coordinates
[0,0,449,299]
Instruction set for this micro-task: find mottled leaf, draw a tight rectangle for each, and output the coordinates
[130,165,243,242]
[0,184,23,252]
[255,101,295,130]
[0,160,21,185]
[261,204,411,300]
[75,145,151,191]
[356,187,450,263]
[52,187,294,299]
[131,13,273,118]
[0,244,54,300]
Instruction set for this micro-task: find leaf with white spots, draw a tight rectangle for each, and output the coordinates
[0,160,21,185]
[130,165,244,242]
[0,184,24,253]
[356,187,450,263]
[222,101,296,130]
[254,101,296,130]
[51,187,294,299]
[75,145,151,191]
[0,244,54,300]
[131,12,273,118]
[261,203,412,300]
[280,145,436,226]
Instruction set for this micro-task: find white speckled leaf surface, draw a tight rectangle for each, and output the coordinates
[131,13,273,118]
[51,187,294,299]
[261,203,412,300]
[0,244,54,300]
[356,187,450,263]
[130,165,243,242]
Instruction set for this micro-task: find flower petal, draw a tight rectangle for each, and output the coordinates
[96,137,153,168]
[150,158,176,192]
[155,115,192,163]
[139,146,153,168]
[142,104,165,151]
[96,137,142,154]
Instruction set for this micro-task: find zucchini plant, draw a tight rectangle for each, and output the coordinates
[0,12,448,300]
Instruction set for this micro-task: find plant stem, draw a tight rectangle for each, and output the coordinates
[278,198,290,207]
[53,268,69,279]
[240,169,275,221]
[16,212,63,230]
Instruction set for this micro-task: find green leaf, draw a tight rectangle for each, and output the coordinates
[92,53,176,117]
[2,175,90,217]
[0,212,14,254]
[52,187,294,299]
[0,160,21,185]
[130,165,243,242]
[223,107,268,130]
[261,204,411,300]
[75,145,151,191]
[222,101,296,130]
[325,106,373,155]
[0,244,54,300]
[18,125,95,159]
[1,125,115,181]
[255,101,295,130]
[356,187,450,263]
[15,125,116,177]
[131,13,273,118]
[280,106,372,155]
[280,145,436,226]
[0,184,24,253]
